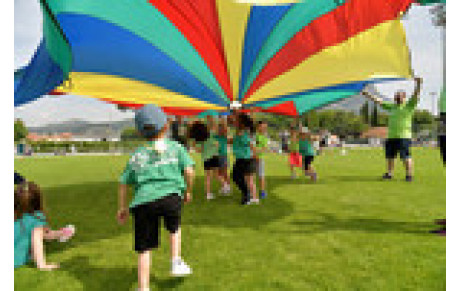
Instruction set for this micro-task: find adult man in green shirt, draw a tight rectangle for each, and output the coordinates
[362,77,422,181]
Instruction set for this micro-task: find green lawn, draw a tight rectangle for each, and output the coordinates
[14,148,446,290]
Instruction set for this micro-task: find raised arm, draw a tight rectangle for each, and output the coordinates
[411,76,423,102]
[361,89,383,105]
[117,184,129,225]
[184,167,195,203]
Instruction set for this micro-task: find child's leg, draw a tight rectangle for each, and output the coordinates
[232,161,250,203]
[246,174,257,200]
[170,228,181,260]
[205,170,211,194]
[214,169,226,187]
[138,251,151,290]
[258,159,266,193]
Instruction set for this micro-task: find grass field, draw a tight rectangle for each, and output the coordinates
[14,147,446,290]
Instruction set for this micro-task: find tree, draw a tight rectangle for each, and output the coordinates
[371,103,379,127]
[430,4,445,27]
[360,101,370,125]
[413,110,435,134]
[14,119,28,142]
[120,127,142,141]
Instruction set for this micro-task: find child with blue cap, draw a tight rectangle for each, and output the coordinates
[117,105,195,290]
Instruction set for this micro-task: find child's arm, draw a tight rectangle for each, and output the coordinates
[184,167,195,203]
[117,184,129,225]
[31,227,59,270]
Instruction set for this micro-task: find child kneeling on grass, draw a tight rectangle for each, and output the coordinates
[117,105,195,291]
[299,127,318,182]
[14,182,75,270]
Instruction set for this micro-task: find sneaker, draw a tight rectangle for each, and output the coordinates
[260,191,267,199]
[382,173,393,180]
[430,228,446,236]
[171,258,192,277]
[59,225,76,243]
[291,173,297,180]
[311,173,318,182]
[249,198,260,205]
[405,175,413,182]
[220,184,231,196]
[435,219,446,226]
[206,193,215,200]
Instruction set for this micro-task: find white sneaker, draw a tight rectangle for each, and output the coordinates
[249,198,260,205]
[171,258,192,277]
[206,193,215,200]
[220,184,231,196]
[59,225,76,243]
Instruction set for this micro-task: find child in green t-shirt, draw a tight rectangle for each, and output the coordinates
[216,120,232,195]
[299,127,318,182]
[230,113,258,205]
[15,182,75,270]
[189,120,228,200]
[118,105,195,289]
[255,121,269,198]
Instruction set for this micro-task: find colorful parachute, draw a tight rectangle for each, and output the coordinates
[15,0,416,116]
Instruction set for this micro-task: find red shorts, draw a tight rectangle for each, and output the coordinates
[289,152,302,168]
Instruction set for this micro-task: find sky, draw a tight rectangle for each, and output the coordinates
[14,0,445,127]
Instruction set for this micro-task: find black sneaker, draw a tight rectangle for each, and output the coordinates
[406,175,413,182]
[382,173,393,180]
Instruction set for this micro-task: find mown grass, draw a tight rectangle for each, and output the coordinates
[14,147,445,290]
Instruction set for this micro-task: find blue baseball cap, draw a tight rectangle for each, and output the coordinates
[135,105,167,138]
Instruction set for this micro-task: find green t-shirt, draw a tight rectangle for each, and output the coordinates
[200,135,219,162]
[215,135,228,157]
[299,138,315,157]
[120,139,195,209]
[233,132,252,159]
[381,97,417,139]
[15,211,47,268]
[255,133,269,157]
[439,87,446,114]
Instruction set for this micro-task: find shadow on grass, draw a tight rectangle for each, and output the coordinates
[63,256,137,290]
[284,211,435,235]
[62,256,186,290]
[42,181,131,255]
[42,176,296,245]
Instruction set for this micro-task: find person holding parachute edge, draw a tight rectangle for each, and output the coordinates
[362,77,423,182]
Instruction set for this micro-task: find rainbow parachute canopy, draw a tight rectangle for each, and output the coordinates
[15,0,415,116]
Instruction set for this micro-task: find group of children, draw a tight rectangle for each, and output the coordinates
[14,105,320,291]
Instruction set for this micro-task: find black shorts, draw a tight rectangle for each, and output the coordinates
[438,135,446,164]
[282,143,289,153]
[235,158,256,175]
[303,155,314,170]
[131,194,182,253]
[218,156,228,169]
[204,156,220,170]
[385,138,411,160]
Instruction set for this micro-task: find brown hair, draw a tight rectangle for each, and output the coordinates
[14,182,44,221]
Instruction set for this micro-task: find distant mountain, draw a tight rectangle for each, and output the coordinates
[29,118,135,137]
[322,94,386,114]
